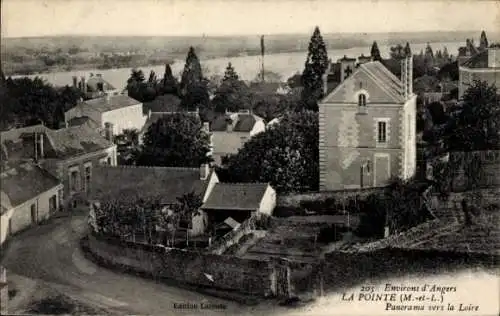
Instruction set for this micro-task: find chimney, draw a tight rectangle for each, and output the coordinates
[39,134,44,159]
[72,76,78,88]
[200,164,209,180]
[488,47,500,68]
[401,55,413,100]
[148,109,152,119]
[322,73,328,96]
[80,77,87,93]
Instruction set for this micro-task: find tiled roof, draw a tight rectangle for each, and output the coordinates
[461,50,490,69]
[142,94,182,115]
[66,116,100,129]
[210,113,261,132]
[361,61,406,102]
[202,183,269,211]
[90,165,211,205]
[1,162,61,212]
[83,95,141,112]
[46,124,113,159]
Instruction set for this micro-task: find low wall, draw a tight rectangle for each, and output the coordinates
[85,233,275,297]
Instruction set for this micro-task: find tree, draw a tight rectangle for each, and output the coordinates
[137,113,211,167]
[480,30,489,50]
[160,64,179,95]
[300,26,329,111]
[222,62,238,82]
[179,47,210,110]
[222,110,318,193]
[126,69,157,102]
[404,42,412,58]
[212,63,251,113]
[444,80,500,151]
[175,192,203,245]
[180,47,203,96]
[389,44,405,60]
[370,41,382,61]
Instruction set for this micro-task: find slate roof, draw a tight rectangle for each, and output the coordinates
[90,165,211,205]
[210,113,261,132]
[202,183,269,211]
[66,116,100,129]
[1,162,61,213]
[461,50,491,69]
[142,94,182,115]
[83,95,141,112]
[361,61,406,102]
[46,124,114,159]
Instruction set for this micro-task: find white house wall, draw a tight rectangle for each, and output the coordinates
[258,185,277,216]
[102,103,146,135]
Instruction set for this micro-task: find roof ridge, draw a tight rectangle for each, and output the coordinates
[95,165,199,171]
[217,182,269,186]
[360,62,404,103]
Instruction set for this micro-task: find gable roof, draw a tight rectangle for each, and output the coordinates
[321,61,406,104]
[202,183,269,211]
[90,165,211,205]
[461,50,490,69]
[45,124,114,159]
[210,113,262,132]
[1,162,61,212]
[66,116,100,129]
[83,95,141,112]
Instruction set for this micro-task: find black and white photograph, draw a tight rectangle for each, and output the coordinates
[0,0,499,315]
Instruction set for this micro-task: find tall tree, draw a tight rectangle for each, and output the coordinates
[480,30,489,50]
[137,113,211,167]
[179,47,209,110]
[444,80,500,151]
[442,47,450,61]
[301,26,329,111]
[180,47,203,95]
[212,63,250,113]
[404,42,412,58]
[222,110,319,193]
[161,64,179,95]
[370,41,382,61]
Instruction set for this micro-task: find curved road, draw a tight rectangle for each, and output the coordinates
[1,214,272,315]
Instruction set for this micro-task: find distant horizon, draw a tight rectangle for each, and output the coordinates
[3,29,493,40]
[2,0,498,38]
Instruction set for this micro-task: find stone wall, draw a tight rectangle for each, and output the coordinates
[85,233,276,297]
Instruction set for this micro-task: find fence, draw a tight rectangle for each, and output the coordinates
[84,232,294,298]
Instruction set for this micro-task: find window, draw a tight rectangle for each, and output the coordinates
[49,195,57,212]
[377,121,387,143]
[31,204,37,223]
[70,170,80,192]
[358,94,367,107]
[107,157,112,165]
[83,163,92,192]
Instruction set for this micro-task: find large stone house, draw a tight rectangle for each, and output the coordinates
[1,161,63,245]
[65,94,147,138]
[318,56,417,191]
[209,110,266,165]
[1,123,117,208]
[458,46,500,99]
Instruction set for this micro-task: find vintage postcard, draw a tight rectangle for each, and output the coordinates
[0,0,499,315]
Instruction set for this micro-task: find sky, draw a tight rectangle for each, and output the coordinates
[2,0,499,38]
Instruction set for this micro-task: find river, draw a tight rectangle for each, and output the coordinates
[14,41,463,90]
